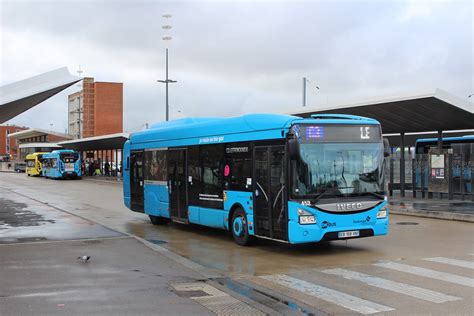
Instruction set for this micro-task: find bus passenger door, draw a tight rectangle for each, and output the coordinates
[168,149,188,222]
[254,145,287,240]
[130,151,144,212]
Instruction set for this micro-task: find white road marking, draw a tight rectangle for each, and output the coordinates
[424,257,474,270]
[261,274,394,314]
[374,262,474,288]
[322,268,461,303]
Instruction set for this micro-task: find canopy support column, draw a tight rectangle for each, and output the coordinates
[437,130,443,150]
[400,132,405,198]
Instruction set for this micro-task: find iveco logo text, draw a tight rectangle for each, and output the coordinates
[336,202,363,211]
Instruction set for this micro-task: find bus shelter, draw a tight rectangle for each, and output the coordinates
[291,89,474,201]
[58,133,129,178]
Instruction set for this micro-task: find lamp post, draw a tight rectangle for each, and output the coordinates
[157,14,177,121]
[302,77,320,107]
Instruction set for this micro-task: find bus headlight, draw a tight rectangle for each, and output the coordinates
[377,207,388,219]
[297,208,316,225]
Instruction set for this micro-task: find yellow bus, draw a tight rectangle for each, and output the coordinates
[25,152,48,176]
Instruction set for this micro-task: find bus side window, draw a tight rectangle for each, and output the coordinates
[200,144,225,208]
[144,150,167,181]
[224,142,252,192]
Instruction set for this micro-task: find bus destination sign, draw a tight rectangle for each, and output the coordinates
[300,124,381,143]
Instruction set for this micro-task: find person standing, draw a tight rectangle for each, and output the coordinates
[104,161,110,176]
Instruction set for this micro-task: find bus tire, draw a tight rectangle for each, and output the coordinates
[231,208,253,246]
[149,215,169,225]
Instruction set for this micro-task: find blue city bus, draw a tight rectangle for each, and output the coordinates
[123,114,390,246]
[41,150,82,179]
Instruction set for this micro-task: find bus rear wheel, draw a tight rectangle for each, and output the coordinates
[149,215,169,225]
[231,208,253,246]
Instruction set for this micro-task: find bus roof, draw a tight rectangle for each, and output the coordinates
[416,135,474,144]
[42,149,77,157]
[130,113,380,144]
[25,152,48,158]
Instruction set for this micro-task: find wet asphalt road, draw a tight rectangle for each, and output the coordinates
[1,173,473,315]
[0,189,122,244]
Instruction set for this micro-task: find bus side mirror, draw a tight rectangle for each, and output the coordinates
[288,137,300,160]
[383,138,390,157]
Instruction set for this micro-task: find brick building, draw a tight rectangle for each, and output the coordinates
[0,125,28,160]
[68,78,123,139]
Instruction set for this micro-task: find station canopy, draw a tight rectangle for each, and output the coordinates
[290,89,474,134]
[8,128,73,141]
[0,67,81,123]
[58,133,129,151]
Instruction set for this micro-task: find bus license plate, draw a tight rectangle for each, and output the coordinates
[338,230,360,238]
[65,163,74,172]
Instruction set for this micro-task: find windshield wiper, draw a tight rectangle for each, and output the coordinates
[311,188,332,204]
[312,186,355,204]
[358,191,385,199]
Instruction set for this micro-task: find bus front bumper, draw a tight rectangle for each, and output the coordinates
[288,203,389,244]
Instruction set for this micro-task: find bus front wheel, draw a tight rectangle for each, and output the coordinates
[231,208,253,246]
[149,215,169,225]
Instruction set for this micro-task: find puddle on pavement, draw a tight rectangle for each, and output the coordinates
[0,198,55,229]
[0,192,123,244]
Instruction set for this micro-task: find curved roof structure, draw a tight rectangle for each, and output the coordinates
[290,89,474,134]
[0,67,81,123]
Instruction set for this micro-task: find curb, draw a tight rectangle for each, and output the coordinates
[81,177,122,185]
[390,208,474,223]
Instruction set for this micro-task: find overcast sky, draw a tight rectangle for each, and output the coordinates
[1,0,472,133]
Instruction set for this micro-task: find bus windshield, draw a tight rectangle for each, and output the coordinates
[26,159,35,167]
[291,142,385,200]
[60,153,78,163]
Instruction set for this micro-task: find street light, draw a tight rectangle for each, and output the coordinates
[468,94,474,98]
[157,13,177,121]
[302,77,320,107]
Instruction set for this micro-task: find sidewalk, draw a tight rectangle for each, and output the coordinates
[82,175,122,184]
[388,194,474,223]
